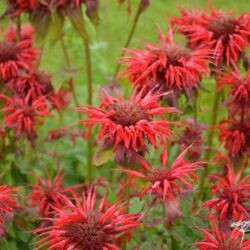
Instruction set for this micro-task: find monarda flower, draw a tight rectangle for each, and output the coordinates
[172,5,250,66]
[34,189,140,249]
[28,171,81,217]
[120,149,203,225]
[195,216,250,250]
[0,34,37,81]
[218,119,250,158]
[6,71,53,102]
[0,184,18,224]
[122,26,209,93]
[217,68,250,114]
[202,164,250,226]
[0,94,48,142]
[76,88,178,166]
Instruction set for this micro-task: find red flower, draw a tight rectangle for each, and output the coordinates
[195,216,250,250]
[34,189,140,250]
[28,171,81,217]
[218,119,250,157]
[202,164,250,224]
[0,35,37,81]
[121,149,202,200]
[121,26,209,92]
[6,71,53,101]
[120,149,203,224]
[76,88,178,166]
[0,185,18,224]
[217,69,250,112]
[0,94,49,142]
[172,5,250,66]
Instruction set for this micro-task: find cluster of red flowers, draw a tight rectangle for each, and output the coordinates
[217,69,250,159]
[0,25,69,145]
[0,1,250,249]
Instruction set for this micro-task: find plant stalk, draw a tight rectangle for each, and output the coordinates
[122,174,131,250]
[60,36,81,111]
[83,37,93,182]
[113,1,145,80]
[197,87,220,200]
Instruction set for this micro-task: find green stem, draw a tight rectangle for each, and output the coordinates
[16,15,21,41]
[60,36,81,110]
[197,88,220,200]
[193,92,198,124]
[83,37,93,182]
[113,1,144,80]
[122,174,131,250]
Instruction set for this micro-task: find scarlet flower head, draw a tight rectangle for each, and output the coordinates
[0,35,37,81]
[122,26,209,93]
[172,5,250,66]
[28,171,81,217]
[6,71,53,101]
[120,149,203,224]
[218,119,250,158]
[202,164,250,224]
[76,87,178,166]
[121,149,203,200]
[0,94,49,142]
[217,69,250,113]
[0,184,18,224]
[34,189,141,249]
[195,216,250,250]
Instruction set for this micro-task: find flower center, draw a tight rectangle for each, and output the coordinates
[109,101,148,126]
[0,41,18,63]
[147,169,169,184]
[161,44,190,66]
[207,15,235,38]
[62,211,106,250]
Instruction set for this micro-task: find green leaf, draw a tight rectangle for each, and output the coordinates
[92,147,114,167]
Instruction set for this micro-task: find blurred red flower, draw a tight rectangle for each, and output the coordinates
[6,71,53,101]
[76,88,178,166]
[217,69,250,114]
[0,36,37,81]
[0,185,18,224]
[34,189,141,249]
[172,5,250,66]
[0,94,48,142]
[195,216,250,250]
[218,119,250,157]
[202,164,250,224]
[28,171,81,217]
[122,26,209,92]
